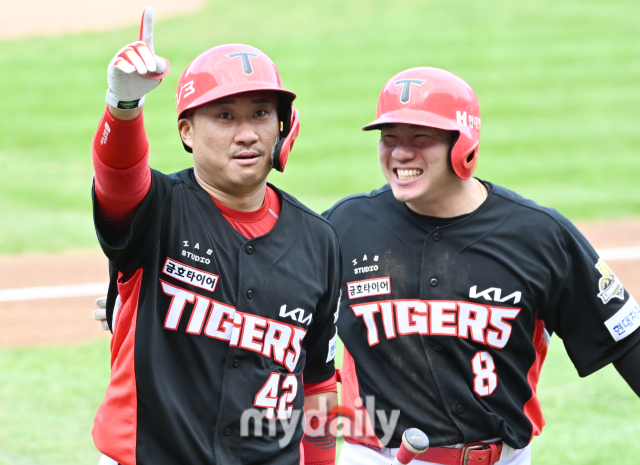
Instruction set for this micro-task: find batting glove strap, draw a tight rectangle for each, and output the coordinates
[106,90,146,110]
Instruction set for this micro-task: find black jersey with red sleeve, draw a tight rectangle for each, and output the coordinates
[92,168,341,465]
[324,182,640,450]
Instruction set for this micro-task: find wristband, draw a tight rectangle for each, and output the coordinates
[303,412,337,465]
[106,89,146,110]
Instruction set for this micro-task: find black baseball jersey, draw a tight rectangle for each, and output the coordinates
[92,168,341,465]
[324,182,640,450]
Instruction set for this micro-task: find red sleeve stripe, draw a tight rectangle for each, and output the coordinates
[303,372,338,396]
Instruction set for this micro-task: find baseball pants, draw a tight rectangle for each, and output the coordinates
[98,455,118,465]
[337,441,531,465]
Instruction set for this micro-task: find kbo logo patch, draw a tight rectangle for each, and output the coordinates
[595,259,624,304]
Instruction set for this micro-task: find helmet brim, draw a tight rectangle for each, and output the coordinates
[179,82,296,120]
[363,109,459,132]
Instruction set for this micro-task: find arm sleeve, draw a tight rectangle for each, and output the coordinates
[302,235,343,385]
[92,106,151,222]
[546,214,640,377]
[613,340,640,397]
[302,410,338,465]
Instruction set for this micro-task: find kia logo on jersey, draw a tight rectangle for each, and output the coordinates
[469,285,521,304]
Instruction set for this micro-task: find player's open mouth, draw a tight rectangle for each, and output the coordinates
[395,168,423,181]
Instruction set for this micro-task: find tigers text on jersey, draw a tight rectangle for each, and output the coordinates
[92,168,341,465]
[324,182,640,450]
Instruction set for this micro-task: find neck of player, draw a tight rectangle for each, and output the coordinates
[405,177,486,218]
[194,169,267,212]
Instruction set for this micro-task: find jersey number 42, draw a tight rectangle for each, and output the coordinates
[254,373,299,420]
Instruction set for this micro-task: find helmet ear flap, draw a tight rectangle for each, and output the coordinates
[451,137,479,179]
[271,108,299,172]
[463,147,478,169]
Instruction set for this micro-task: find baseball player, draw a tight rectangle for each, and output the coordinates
[91,8,340,465]
[324,67,640,464]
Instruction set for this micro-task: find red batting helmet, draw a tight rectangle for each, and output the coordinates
[363,67,481,179]
[175,44,299,172]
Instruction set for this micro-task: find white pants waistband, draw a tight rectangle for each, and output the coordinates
[337,441,531,465]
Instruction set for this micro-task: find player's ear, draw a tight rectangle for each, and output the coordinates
[178,117,194,151]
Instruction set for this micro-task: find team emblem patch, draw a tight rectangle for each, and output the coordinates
[595,259,624,304]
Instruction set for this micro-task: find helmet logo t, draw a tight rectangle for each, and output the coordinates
[394,79,425,104]
[226,52,260,75]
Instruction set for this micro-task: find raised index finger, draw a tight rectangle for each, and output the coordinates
[139,7,155,54]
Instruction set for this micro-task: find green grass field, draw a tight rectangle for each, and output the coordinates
[1,0,640,463]
[2,339,639,464]
[2,0,640,253]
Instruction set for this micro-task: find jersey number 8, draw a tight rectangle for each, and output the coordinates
[471,351,497,396]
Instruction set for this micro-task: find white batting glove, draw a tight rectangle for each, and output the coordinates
[93,296,110,331]
[106,7,170,110]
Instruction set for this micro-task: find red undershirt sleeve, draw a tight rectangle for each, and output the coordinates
[303,371,338,396]
[302,372,339,464]
[92,106,151,221]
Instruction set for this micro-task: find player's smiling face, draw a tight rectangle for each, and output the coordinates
[378,123,458,210]
[179,94,279,197]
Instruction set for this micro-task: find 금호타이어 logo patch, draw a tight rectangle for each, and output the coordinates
[162,257,218,292]
[347,277,391,300]
[595,259,625,304]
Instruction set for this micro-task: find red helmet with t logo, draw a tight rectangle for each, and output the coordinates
[363,67,481,179]
[175,44,299,172]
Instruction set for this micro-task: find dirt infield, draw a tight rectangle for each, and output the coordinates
[0,251,110,346]
[0,220,638,347]
[0,0,204,39]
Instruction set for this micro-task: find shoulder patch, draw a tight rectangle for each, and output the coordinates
[605,296,640,341]
[595,259,625,304]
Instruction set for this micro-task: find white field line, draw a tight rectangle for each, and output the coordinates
[0,246,638,303]
[597,247,640,261]
[0,282,109,302]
